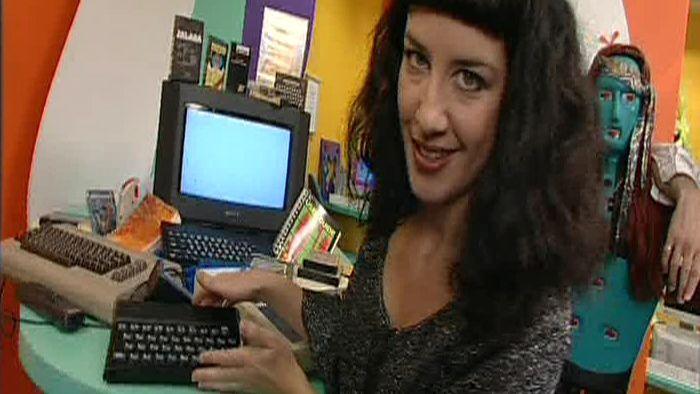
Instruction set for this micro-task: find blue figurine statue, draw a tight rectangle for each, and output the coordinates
[559,44,700,393]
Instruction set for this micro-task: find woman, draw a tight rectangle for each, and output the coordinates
[192,0,607,392]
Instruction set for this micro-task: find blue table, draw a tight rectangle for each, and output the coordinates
[19,306,325,393]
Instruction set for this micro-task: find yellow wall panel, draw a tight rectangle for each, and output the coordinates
[306,0,383,176]
[305,0,384,251]
[684,12,700,158]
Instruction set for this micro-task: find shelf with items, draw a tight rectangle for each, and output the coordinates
[645,304,700,393]
[647,359,700,394]
[324,194,369,222]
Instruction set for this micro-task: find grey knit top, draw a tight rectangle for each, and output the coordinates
[301,239,572,393]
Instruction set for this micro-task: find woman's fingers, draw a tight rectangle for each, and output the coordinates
[664,189,700,301]
[193,366,253,392]
[192,320,307,394]
[193,271,263,307]
[192,272,217,305]
[667,246,684,293]
[664,242,700,303]
[199,348,252,368]
[240,320,286,349]
[192,366,245,383]
[661,242,673,274]
[681,254,700,302]
[193,348,258,392]
[193,272,248,306]
[677,251,693,303]
[193,292,223,307]
[197,381,249,393]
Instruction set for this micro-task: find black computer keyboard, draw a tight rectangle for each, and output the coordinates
[103,302,240,384]
[161,223,256,266]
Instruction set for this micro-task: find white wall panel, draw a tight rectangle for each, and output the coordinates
[570,0,631,69]
[29,0,195,224]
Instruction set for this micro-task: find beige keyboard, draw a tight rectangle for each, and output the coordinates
[1,224,161,323]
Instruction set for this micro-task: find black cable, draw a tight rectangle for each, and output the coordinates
[7,316,53,326]
[0,280,111,345]
[83,321,110,329]
[2,312,110,330]
[1,278,13,339]
[3,312,53,326]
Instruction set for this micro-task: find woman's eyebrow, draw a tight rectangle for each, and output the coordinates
[452,57,497,73]
[405,32,497,73]
[404,33,428,53]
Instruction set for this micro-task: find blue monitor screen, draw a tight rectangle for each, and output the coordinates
[180,107,291,210]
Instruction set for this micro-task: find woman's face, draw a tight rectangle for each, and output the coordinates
[398,10,507,207]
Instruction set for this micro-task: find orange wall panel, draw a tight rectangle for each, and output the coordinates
[2,0,80,238]
[1,1,80,392]
[624,0,690,143]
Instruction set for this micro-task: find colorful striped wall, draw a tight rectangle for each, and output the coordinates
[1,1,692,392]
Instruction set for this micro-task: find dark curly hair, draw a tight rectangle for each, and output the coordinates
[347,0,608,335]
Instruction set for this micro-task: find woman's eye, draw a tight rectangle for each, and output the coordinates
[456,70,485,92]
[404,49,429,71]
[600,91,613,101]
[624,93,636,103]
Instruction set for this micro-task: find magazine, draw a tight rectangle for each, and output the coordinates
[273,189,341,265]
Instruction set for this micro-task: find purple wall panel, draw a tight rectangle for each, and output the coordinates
[242,0,317,81]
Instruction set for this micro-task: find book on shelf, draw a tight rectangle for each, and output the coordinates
[226,43,251,94]
[169,15,204,84]
[204,35,229,91]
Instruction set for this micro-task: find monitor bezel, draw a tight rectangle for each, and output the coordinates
[154,81,309,233]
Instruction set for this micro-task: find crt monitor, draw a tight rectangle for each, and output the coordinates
[153,80,310,233]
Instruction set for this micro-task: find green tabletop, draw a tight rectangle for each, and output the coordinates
[19,306,325,393]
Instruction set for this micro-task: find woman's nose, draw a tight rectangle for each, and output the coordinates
[414,76,449,136]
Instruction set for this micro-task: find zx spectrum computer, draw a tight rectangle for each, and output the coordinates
[153,80,310,265]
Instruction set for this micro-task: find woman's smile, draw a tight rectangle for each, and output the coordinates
[410,137,459,173]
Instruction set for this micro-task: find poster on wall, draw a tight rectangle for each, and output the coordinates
[569,0,631,69]
[256,7,309,87]
[304,75,321,134]
[319,139,342,201]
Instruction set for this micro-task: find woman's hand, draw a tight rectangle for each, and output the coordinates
[194,268,309,342]
[661,184,700,303]
[193,270,277,307]
[192,320,314,394]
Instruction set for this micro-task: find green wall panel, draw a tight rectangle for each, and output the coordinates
[193,0,247,83]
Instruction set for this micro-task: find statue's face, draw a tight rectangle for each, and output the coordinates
[596,56,643,156]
